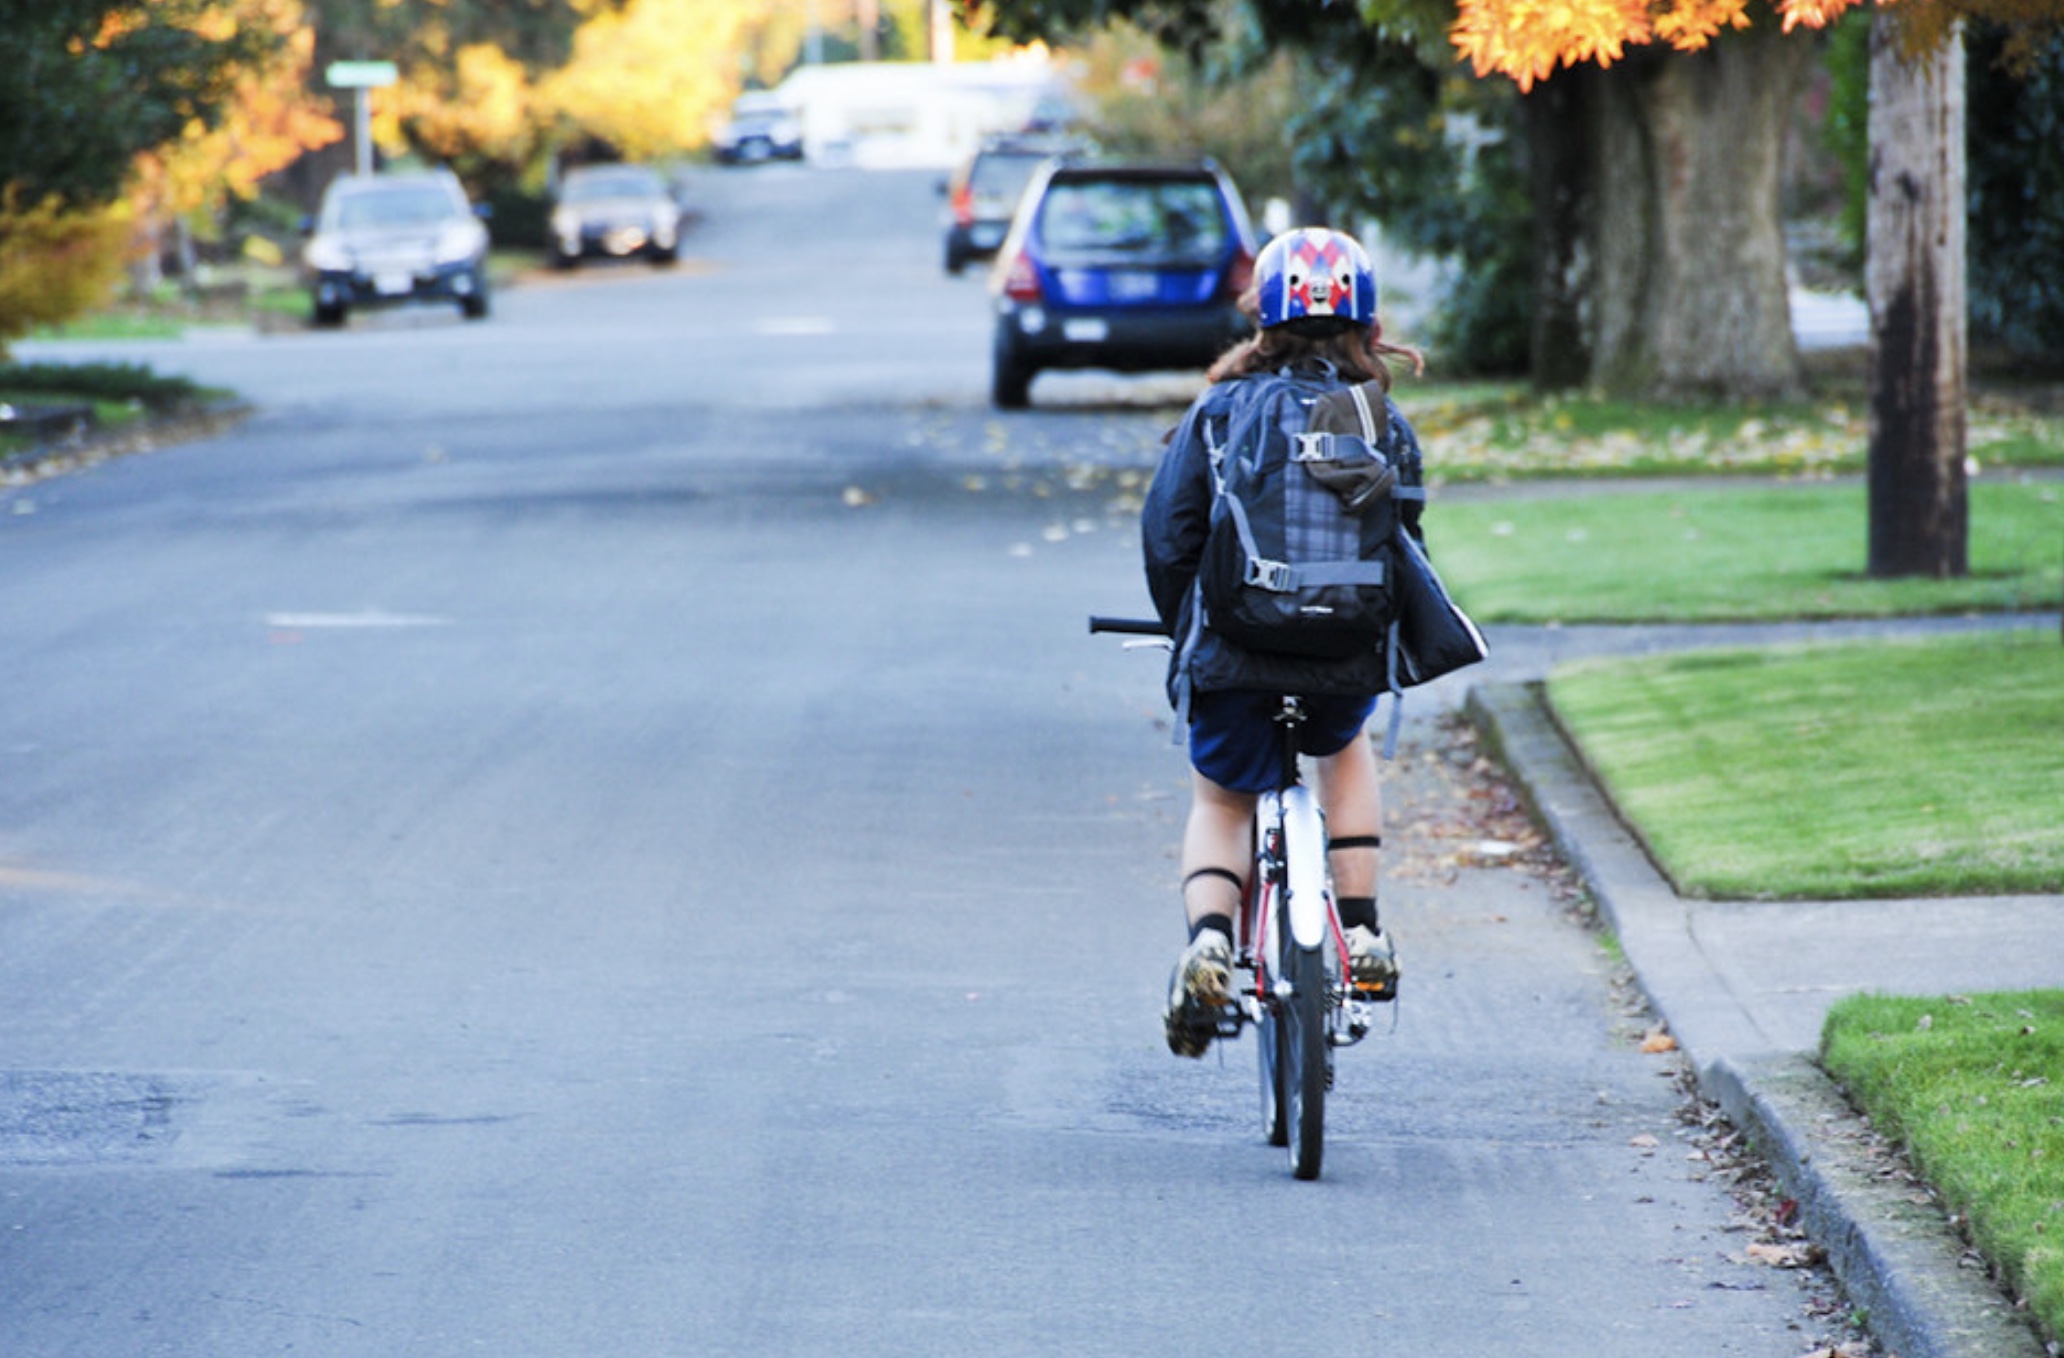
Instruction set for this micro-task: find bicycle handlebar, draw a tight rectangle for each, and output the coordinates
[1088,616,1171,637]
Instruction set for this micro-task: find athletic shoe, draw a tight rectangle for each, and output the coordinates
[1346,924,1399,998]
[1163,927,1233,1058]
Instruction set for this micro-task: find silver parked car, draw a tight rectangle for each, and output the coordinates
[301,170,492,327]
[549,164,682,268]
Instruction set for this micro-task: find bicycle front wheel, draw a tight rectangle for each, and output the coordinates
[1259,998,1289,1147]
[1281,940,1329,1180]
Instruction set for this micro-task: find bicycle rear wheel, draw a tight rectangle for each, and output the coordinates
[1281,940,1329,1180]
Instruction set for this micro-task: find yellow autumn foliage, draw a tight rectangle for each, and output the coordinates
[375,41,544,169]
[540,0,772,161]
[0,193,131,353]
[132,0,342,222]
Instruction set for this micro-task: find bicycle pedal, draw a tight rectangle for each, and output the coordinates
[1350,978,1398,1002]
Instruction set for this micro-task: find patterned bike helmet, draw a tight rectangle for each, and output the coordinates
[1254,227,1378,333]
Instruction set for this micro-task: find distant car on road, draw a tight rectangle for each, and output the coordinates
[987,159,1258,408]
[549,164,682,268]
[940,135,1082,275]
[302,170,492,327]
[713,92,804,165]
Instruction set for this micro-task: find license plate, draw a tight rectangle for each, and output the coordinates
[971,224,1005,247]
[1062,317,1109,342]
[374,270,412,296]
[1109,271,1160,301]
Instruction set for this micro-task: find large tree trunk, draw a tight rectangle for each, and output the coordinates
[1587,30,1813,400]
[1521,74,1592,390]
[1866,18,1968,579]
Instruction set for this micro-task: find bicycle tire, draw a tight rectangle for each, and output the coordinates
[1259,996,1289,1147]
[1281,940,1328,1180]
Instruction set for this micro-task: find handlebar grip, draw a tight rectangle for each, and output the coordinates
[1088,616,1171,636]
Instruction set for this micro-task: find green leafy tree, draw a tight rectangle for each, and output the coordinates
[0,0,277,353]
[0,0,269,209]
[1968,24,2064,365]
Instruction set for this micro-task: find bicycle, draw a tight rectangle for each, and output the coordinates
[1091,616,1393,1180]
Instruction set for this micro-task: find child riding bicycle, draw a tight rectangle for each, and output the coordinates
[1140,226,1426,1059]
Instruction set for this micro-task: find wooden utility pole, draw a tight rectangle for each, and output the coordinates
[1866,17,1968,579]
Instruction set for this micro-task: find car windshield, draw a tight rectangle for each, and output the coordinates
[329,184,460,230]
[1036,178,1228,265]
[969,152,1048,203]
[563,170,661,203]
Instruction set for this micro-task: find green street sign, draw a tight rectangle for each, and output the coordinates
[326,60,398,89]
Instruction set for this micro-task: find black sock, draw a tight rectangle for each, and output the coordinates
[1336,896,1378,932]
[1188,912,1234,944]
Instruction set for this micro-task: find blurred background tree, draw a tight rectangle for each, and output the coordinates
[0,0,289,353]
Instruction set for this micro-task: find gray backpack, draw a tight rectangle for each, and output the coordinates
[1197,373,1418,661]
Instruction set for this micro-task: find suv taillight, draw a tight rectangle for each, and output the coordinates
[1222,247,1255,301]
[951,183,974,226]
[1001,251,1042,302]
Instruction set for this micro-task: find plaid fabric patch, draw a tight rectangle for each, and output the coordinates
[1279,407,1359,573]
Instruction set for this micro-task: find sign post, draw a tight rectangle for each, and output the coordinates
[324,61,399,177]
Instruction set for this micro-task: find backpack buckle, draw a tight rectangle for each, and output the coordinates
[1245,557,1293,592]
[1291,431,1332,462]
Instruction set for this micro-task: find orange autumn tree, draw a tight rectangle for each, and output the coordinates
[1452,0,2061,88]
[129,0,343,284]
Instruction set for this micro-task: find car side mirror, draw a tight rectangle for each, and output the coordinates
[298,214,315,235]
[474,203,494,221]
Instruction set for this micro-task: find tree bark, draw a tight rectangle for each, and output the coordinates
[1866,17,1968,579]
[1586,30,1813,400]
[1521,74,1592,390]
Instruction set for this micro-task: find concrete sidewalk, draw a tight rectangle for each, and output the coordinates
[1467,680,2063,1358]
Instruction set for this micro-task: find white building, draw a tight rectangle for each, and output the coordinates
[775,58,1070,169]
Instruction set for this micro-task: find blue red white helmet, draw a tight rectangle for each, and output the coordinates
[1253,227,1378,331]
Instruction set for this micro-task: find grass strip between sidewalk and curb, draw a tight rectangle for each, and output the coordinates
[1431,480,2063,622]
[1822,990,2064,1351]
[1544,629,2064,900]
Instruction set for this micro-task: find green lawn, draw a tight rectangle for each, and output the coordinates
[1403,382,2064,479]
[1822,991,2064,1349]
[1430,481,2063,622]
[1546,630,2064,899]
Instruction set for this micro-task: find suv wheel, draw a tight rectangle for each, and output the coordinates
[991,346,1034,409]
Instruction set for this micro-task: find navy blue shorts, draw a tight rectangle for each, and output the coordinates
[1187,690,1377,795]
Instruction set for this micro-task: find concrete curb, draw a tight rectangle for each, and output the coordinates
[1465,680,2050,1358]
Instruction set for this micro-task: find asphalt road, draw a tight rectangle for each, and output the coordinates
[4,166,1850,1356]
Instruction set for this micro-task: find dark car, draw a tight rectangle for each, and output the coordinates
[940,136,1080,275]
[987,159,1257,408]
[549,164,682,268]
[712,92,803,164]
[301,170,492,327]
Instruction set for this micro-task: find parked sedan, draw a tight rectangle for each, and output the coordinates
[987,159,1257,407]
[302,171,492,327]
[549,164,681,268]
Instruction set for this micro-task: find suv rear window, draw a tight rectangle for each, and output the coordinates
[1035,177,1229,266]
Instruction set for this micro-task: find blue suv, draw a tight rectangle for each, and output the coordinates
[987,159,1257,408]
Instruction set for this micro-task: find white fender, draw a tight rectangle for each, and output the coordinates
[1278,785,1330,951]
